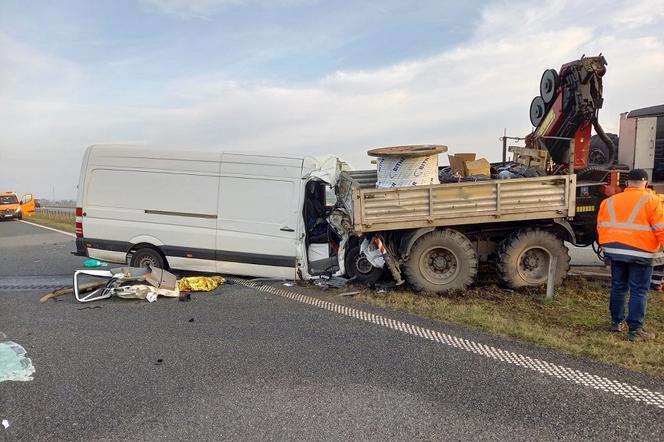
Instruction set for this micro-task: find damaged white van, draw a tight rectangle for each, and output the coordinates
[74,145,349,280]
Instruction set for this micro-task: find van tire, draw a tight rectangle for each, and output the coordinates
[497,229,570,289]
[404,229,478,293]
[345,246,384,284]
[130,247,166,269]
[16,211,22,220]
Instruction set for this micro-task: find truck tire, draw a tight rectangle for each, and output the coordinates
[403,229,478,293]
[16,211,22,220]
[130,247,166,269]
[345,246,384,284]
[497,229,570,289]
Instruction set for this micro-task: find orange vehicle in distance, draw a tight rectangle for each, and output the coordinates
[0,191,36,220]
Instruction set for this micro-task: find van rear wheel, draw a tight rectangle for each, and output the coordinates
[130,248,166,269]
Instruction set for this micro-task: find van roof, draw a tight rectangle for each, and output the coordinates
[87,144,308,162]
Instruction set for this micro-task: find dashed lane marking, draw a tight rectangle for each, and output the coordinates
[234,279,664,411]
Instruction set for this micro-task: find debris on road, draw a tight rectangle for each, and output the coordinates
[73,267,179,303]
[40,281,107,303]
[83,259,108,267]
[177,275,225,292]
[1,419,8,429]
[338,291,360,297]
[0,337,35,382]
[313,275,349,289]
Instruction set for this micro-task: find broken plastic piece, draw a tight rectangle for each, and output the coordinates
[2,419,8,429]
[360,238,385,268]
[83,259,108,267]
[73,267,179,303]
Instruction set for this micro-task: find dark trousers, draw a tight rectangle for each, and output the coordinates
[610,260,652,331]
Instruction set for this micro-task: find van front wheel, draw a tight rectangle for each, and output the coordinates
[130,248,166,269]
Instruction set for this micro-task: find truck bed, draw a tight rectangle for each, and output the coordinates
[337,171,577,233]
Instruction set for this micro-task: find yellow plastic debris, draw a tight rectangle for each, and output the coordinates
[177,276,226,292]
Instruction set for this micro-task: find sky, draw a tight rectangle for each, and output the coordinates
[1,0,663,200]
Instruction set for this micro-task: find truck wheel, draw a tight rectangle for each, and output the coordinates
[130,247,166,269]
[404,229,478,293]
[345,246,384,284]
[497,229,570,289]
[16,211,22,220]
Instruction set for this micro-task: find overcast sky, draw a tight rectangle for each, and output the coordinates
[1,0,663,200]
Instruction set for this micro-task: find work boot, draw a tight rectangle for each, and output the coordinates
[628,328,656,342]
[609,321,625,333]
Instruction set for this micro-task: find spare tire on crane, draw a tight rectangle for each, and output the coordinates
[539,69,559,104]
[530,96,546,127]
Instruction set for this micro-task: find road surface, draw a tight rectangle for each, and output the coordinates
[1,220,662,441]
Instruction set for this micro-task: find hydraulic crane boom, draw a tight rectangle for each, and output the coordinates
[526,55,616,169]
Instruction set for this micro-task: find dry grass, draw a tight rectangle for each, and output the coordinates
[357,273,664,377]
[26,212,75,233]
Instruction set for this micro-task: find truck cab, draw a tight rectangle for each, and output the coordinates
[0,192,35,220]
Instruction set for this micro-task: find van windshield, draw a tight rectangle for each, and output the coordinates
[0,195,19,205]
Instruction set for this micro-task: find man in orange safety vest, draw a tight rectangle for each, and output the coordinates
[597,169,664,342]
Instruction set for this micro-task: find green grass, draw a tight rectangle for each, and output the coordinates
[26,212,75,233]
[357,274,664,377]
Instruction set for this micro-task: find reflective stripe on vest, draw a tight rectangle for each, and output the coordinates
[602,247,663,259]
[597,195,654,231]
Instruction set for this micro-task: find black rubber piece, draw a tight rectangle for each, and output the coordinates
[589,132,619,165]
[345,246,384,284]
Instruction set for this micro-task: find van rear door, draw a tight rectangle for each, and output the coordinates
[216,154,303,279]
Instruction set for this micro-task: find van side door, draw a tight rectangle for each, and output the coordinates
[216,156,303,279]
[20,193,35,217]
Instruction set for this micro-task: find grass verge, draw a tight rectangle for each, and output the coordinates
[357,274,664,377]
[25,212,75,233]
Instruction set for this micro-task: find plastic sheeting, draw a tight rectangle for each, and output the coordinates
[376,155,439,188]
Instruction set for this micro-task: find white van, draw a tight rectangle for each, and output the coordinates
[74,145,344,280]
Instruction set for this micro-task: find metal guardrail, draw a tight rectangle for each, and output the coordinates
[36,206,75,218]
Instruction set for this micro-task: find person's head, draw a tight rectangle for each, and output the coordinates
[627,169,649,188]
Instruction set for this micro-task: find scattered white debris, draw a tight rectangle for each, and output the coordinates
[283,283,294,287]
[2,419,9,429]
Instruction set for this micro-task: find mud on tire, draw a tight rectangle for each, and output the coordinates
[497,229,570,289]
[403,229,478,293]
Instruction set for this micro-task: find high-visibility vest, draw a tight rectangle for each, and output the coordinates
[597,188,664,264]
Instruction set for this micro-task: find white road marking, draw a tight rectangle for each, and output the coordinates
[19,220,75,238]
[235,279,664,411]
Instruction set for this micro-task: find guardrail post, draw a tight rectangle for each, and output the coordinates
[546,254,558,300]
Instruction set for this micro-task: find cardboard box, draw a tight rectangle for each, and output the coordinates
[464,158,491,176]
[447,153,491,177]
[448,153,476,175]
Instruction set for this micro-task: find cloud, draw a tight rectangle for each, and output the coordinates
[140,0,313,18]
[1,0,663,199]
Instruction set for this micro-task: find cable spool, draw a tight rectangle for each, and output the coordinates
[368,145,447,188]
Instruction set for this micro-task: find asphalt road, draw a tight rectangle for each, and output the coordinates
[1,220,663,441]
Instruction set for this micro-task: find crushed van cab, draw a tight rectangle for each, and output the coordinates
[0,192,36,220]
